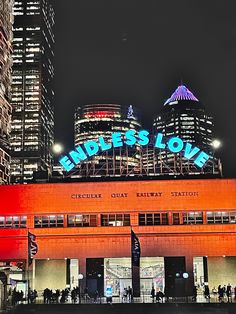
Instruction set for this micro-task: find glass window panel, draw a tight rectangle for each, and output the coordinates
[183,213,188,225]
[0,217,4,227]
[154,214,161,225]
[49,215,56,227]
[123,214,130,226]
[116,214,123,226]
[90,215,97,226]
[222,212,229,223]
[188,213,195,224]
[230,213,236,223]
[172,213,180,225]
[139,214,145,226]
[108,215,116,226]
[82,215,89,227]
[5,217,13,228]
[20,216,27,228]
[146,214,153,226]
[101,215,108,226]
[74,215,83,226]
[215,212,222,223]
[161,213,168,225]
[13,216,20,228]
[195,212,203,224]
[42,216,49,227]
[207,212,214,224]
[56,215,64,227]
[34,216,41,228]
[68,215,75,227]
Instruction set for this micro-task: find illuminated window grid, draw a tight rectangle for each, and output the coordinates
[206,212,236,224]
[101,214,130,226]
[67,214,97,227]
[0,216,27,228]
[138,213,168,226]
[34,215,64,228]
[183,212,203,224]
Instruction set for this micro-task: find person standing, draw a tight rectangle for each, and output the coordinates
[226,284,232,303]
[151,286,155,303]
[204,284,210,300]
[192,285,197,301]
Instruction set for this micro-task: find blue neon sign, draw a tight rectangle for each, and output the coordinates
[59,130,210,171]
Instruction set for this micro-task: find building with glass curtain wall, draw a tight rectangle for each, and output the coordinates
[73,104,142,177]
[150,84,221,176]
[10,0,55,183]
[0,0,14,184]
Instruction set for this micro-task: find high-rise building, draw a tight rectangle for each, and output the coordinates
[0,0,14,184]
[10,0,55,183]
[151,84,221,176]
[73,103,142,177]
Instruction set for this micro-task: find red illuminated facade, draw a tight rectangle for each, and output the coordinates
[0,178,236,297]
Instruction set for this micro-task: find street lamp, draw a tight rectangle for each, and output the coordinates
[78,274,83,304]
[211,139,221,150]
[183,272,189,303]
[52,143,64,155]
[97,274,102,304]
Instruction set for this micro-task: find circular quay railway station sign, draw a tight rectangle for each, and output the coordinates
[59,130,210,172]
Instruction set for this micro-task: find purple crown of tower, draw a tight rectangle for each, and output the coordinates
[164,85,199,105]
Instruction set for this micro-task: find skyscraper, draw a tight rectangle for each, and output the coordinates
[73,103,142,177]
[10,0,55,183]
[152,84,220,175]
[0,0,14,184]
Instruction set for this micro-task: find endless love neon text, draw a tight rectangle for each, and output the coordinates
[59,130,210,171]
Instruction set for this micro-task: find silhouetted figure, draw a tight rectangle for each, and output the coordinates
[223,285,226,299]
[94,290,99,303]
[226,284,232,303]
[192,285,197,301]
[123,288,128,303]
[218,285,224,302]
[127,286,133,302]
[156,288,164,303]
[55,289,60,303]
[204,285,210,300]
[12,288,17,306]
[60,290,66,303]
[71,288,77,303]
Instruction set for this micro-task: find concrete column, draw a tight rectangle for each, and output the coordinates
[185,255,194,296]
[79,258,86,293]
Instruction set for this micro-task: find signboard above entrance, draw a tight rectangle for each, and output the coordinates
[59,130,210,172]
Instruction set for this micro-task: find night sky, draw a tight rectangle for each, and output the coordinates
[52,0,236,177]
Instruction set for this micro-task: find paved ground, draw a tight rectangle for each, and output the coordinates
[6,303,236,314]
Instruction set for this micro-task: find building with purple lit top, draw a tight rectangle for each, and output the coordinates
[152,84,221,176]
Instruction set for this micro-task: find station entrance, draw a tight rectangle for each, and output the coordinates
[193,256,236,293]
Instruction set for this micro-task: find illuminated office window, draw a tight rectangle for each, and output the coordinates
[183,212,203,224]
[68,214,97,227]
[34,215,64,228]
[172,213,180,225]
[207,212,236,224]
[101,214,130,226]
[139,213,168,226]
[0,216,27,228]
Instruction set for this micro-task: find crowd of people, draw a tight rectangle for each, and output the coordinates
[7,283,236,306]
[193,283,236,302]
[8,287,38,305]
